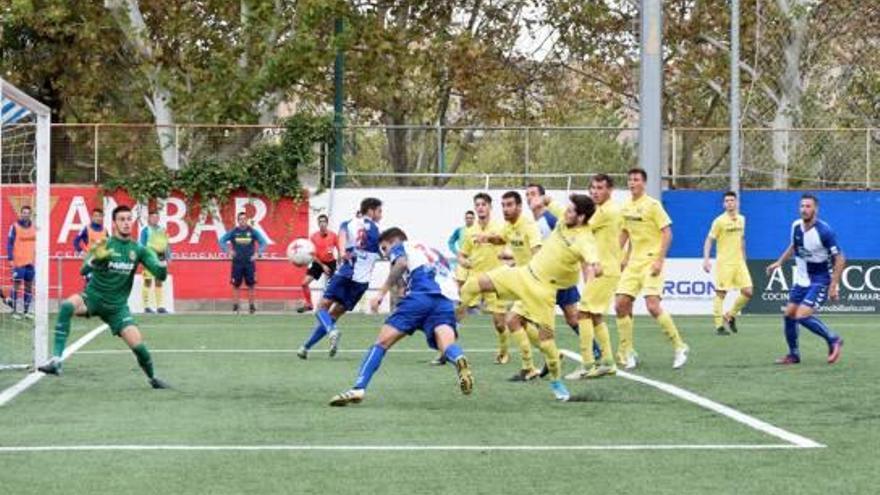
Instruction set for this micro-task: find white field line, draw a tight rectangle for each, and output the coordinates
[76,348,500,355]
[0,324,108,407]
[0,443,803,453]
[558,349,824,449]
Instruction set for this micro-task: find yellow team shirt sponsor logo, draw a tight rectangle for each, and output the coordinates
[460,219,506,273]
[709,213,746,265]
[622,194,671,261]
[503,214,542,266]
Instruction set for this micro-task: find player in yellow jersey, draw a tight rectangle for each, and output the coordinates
[460,195,600,401]
[497,191,544,382]
[615,168,689,370]
[702,191,752,335]
[567,174,622,380]
[457,192,510,364]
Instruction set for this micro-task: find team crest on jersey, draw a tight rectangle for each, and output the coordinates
[129,251,137,261]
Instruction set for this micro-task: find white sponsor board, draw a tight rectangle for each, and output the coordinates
[309,188,723,315]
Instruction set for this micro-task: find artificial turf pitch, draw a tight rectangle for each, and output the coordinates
[0,313,876,494]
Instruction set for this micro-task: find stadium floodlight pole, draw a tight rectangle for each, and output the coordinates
[639,0,663,198]
[333,17,345,186]
[729,0,742,193]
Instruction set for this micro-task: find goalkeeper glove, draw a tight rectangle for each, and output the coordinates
[90,238,115,261]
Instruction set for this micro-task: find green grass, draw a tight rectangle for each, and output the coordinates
[0,313,876,494]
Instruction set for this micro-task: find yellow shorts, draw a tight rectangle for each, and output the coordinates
[617,260,664,298]
[579,275,620,314]
[486,266,556,330]
[716,262,753,291]
[454,264,469,283]
[461,273,508,314]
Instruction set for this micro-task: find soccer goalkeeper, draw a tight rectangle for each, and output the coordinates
[37,205,170,389]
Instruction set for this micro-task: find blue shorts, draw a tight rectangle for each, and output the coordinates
[231,261,256,287]
[12,265,35,282]
[789,283,828,309]
[556,286,580,309]
[385,293,458,350]
[324,275,369,311]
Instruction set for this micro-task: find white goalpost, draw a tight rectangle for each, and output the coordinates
[0,78,50,371]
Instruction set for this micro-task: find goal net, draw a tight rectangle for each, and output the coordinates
[0,79,50,372]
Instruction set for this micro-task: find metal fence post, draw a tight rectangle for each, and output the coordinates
[93,124,99,183]
[670,128,677,188]
[484,174,490,190]
[524,128,530,178]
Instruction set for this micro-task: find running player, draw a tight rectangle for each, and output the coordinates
[457,193,510,364]
[567,174,622,379]
[299,214,339,313]
[37,205,170,389]
[702,191,752,335]
[616,168,689,370]
[462,194,599,401]
[766,194,844,365]
[139,209,171,314]
[298,198,383,359]
[7,205,35,319]
[329,227,473,406]
[219,212,268,314]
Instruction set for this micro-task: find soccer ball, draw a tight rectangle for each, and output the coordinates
[287,238,314,267]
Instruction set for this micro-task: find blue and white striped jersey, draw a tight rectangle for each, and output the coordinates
[791,219,840,286]
[388,241,459,302]
[336,216,381,283]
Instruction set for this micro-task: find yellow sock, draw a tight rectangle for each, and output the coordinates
[523,322,541,347]
[594,322,614,363]
[713,294,724,328]
[155,286,164,309]
[511,329,535,371]
[497,328,510,355]
[656,312,685,349]
[537,338,561,380]
[729,293,750,317]
[142,283,151,309]
[616,316,634,359]
[578,319,596,366]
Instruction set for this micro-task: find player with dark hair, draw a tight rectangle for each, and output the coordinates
[7,205,35,319]
[219,212,268,315]
[766,194,845,365]
[461,194,600,401]
[299,214,339,313]
[298,197,383,359]
[703,191,753,335]
[457,192,510,364]
[329,227,472,406]
[37,205,170,389]
[616,168,689,370]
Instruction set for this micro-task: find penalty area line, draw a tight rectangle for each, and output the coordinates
[0,443,805,453]
[559,349,824,449]
[0,324,108,408]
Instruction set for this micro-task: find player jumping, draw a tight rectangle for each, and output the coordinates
[329,227,473,406]
[298,198,383,359]
[37,205,170,389]
[766,194,844,365]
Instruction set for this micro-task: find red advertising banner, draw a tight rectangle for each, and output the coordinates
[1,185,310,301]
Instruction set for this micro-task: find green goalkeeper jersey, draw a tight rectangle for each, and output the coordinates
[81,236,167,307]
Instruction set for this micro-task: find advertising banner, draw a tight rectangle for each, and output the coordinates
[749,260,880,314]
[1,186,309,301]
